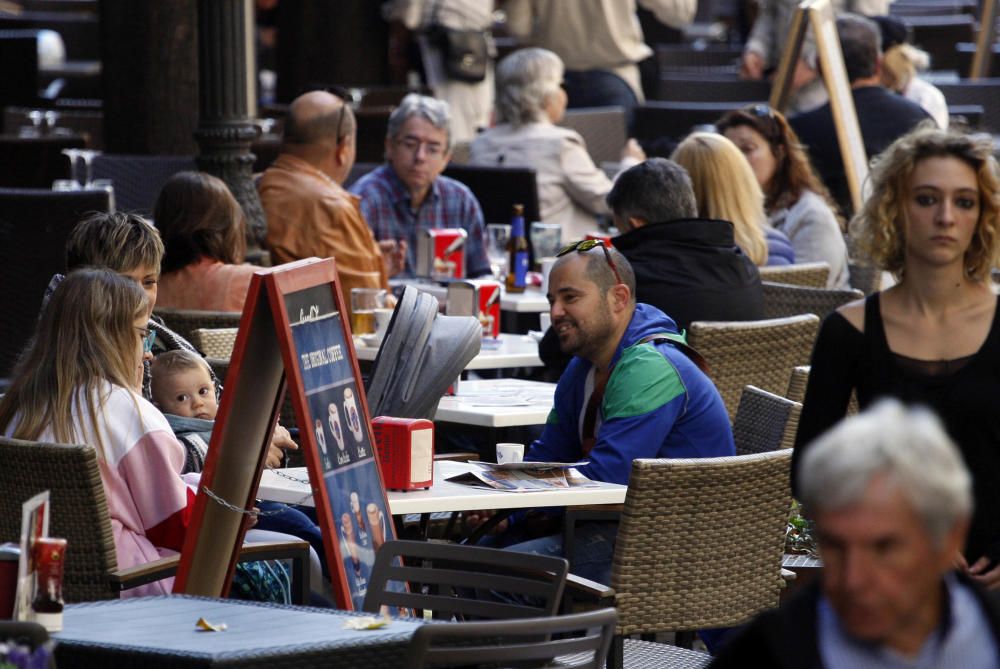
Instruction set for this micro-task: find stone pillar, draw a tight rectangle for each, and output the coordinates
[194,0,267,247]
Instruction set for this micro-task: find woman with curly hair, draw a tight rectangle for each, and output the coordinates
[793,124,1000,588]
[717,104,849,288]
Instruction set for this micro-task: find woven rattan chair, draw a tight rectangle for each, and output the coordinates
[848,261,882,295]
[363,540,568,621]
[786,365,810,404]
[757,261,830,288]
[0,436,311,603]
[152,308,240,344]
[559,106,627,165]
[406,608,618,669]
[605,451,793,668]
[761,281,863,320]
[190,327,238,359]
[687,314,820,421]
[731,385,801,455]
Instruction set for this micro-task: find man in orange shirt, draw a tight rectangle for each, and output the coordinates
[259,90,404,311]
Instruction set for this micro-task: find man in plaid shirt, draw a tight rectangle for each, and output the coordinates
[350,94,491,279]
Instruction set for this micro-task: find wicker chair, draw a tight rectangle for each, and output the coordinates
[761,281,863,320]
[152,308,240,344]
[757,261,830,288]
[559,106,627,165]
[786,365,810,404]
[0,437,311,603]
[687,314,820,421]
[732,385,801,455]
[190,327,238,359]
[405,608,618,669]
[605,451,793,668]
[847,261,882,295]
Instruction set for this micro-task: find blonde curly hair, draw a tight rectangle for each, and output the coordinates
[851,123,1000,281]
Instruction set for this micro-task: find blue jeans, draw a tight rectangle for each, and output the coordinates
[483,520,618,586]
[563,69,639,130]
[255,501,329,578]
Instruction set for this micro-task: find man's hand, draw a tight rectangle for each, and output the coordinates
[463,510,508,535]
[266,423,297,469]
[967,555,1000,590]
[379,239,408,277]
[740,51,765,80]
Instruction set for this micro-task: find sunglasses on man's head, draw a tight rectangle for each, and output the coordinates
[556,239,623,285]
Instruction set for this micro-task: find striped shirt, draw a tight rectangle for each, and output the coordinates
[350,164,491,278]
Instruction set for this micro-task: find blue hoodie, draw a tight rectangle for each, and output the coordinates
[526,303,734,485]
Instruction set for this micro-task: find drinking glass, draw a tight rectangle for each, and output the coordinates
[529,222,562,266]
[485,224,510,282]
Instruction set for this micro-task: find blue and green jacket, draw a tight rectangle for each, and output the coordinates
[526,303,735,485]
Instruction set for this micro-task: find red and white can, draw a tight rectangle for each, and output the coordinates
[416,229,467,280]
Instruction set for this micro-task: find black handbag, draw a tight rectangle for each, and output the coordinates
[426,24,489,83]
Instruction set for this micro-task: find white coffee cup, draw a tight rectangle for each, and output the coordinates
[540,256,557,295]
[373,308,394,342]
[496,442,525,464]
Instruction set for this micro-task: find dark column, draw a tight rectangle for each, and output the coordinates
[194,0,266,247]
[100,0,199,155]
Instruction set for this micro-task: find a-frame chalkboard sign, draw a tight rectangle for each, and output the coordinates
[174,257,395,609]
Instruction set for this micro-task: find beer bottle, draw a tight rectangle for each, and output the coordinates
[505,204,529,293]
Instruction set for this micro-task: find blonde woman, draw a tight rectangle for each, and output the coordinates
[672,132,795,266]
[0,268,193,597]
[795,125,1000,588]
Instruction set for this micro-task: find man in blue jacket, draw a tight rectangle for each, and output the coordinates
[492,242,734,584]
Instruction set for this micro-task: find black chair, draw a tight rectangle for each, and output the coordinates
[442,164,540,225]
[905,14,975,71]
[362,540,568,621]
[655,44,742,71]
[405,608,618,669]
[936,79,1000,134]
[0,12,99,61]
[0,31,41,113]
[0,134,82,188]
[955,42,1000,78]
[948,104,984,130]
[90,154,196,215]
[0,187,111,378]
[657,74,771,103]
[355,106,393,164]
[890,0,976,16]
[634,101,759,143]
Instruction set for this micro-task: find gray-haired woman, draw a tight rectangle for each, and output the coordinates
[469,47,644,242]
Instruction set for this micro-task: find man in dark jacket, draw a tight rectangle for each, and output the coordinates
[609,158,764,331]
[711,400,1000,667]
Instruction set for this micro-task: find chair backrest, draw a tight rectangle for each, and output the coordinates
[152,308,241,344]
[761,281,863,320]
[906,13,975,71]
[634,101,761,143]
[757,261,830,288]
[442,164,541,225]
[611,451,792,635]
[0,31,40,112]
[90,154,196,215]
[190,327,238,359]
[0,134,84,188]
[0,187,112,379]
[363,540,569,621]
[558,106,627,165]
[4,106,105,149]
[655,44,743,71]
[732,385,801,455]
[406,608,617,669]
[0,437,118,603]
[937,79,1000,135]
[847,261,882,295]
[687,314,820,421]
[786,365,810,404]
[955,42,1000,78]
[657,74,771,104]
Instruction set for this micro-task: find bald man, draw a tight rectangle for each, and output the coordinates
[259,90,403,313]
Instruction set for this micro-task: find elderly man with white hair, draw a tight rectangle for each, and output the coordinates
[711,399,1000,668]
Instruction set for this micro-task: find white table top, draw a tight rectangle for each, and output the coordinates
[258,460,626,515]
[499,287,549,313]
[435,379,555,428]
[353,333,542,370]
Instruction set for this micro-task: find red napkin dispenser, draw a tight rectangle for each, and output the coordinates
[372,417,434,490]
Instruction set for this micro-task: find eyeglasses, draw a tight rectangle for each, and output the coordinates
[135,326,156,354]
[394,136,446,159]
[556,239,623,285]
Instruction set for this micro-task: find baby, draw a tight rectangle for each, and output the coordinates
[150,350,220,472]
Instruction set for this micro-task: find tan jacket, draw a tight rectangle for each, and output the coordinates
[259,154,388,314]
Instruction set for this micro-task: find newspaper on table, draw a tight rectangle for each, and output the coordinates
[447,461,599,492]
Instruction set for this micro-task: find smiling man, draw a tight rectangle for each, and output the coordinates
[487,242,732,585]
[711,400,1000,668]
[350,94,490,278]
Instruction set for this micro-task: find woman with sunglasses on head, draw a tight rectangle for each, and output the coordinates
[718,104,850,289]
[794,125,1000,589]
[0,268,195,597]
[469,47,645,242]
[671,131,796,266]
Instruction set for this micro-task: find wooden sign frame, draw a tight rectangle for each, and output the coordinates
[971,0,999,79]
[768,0,868,213]
[174,257,397,609]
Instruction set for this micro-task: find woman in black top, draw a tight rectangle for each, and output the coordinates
[794,124,1000,588]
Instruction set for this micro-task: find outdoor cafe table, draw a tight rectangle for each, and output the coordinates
[353,333,542,370]
[435,378,555,428]
[258,460,627,515]
[53,595,423,668]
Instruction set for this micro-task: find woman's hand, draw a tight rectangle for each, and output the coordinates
[621,138,646,163]
[740,51,765,80]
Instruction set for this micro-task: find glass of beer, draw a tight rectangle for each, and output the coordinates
[350,288,385,335]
